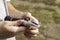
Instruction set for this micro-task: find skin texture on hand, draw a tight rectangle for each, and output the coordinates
[0,20,26,39]
[24,26,39,38]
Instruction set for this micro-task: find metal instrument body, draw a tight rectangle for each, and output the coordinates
[23,18,40,28]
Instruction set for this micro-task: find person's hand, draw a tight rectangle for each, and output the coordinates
[20,12,40,27]
[20,12,40,38]
[21,12,39,22]
[24,26,39,38]
[0,20,26,39]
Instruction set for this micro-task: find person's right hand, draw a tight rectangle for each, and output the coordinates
[0,20,26,39]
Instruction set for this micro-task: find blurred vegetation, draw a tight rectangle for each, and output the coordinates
[11,0,60,40]
[21,0,56,5]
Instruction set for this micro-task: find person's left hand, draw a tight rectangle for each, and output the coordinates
[24,26,39,38]
[20,12,40,38]
[20,12,40,27]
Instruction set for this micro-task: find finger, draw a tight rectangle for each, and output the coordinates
[4,20,25,26]
[4,25,26,33]
[21,12,32,20]
[22,12,39,25]
[23,12,32,17]
[11,20,24,26]
[30,28,39,34]
[16,27,26,33]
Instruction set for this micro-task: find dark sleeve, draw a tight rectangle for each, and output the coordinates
[4,16,20,21]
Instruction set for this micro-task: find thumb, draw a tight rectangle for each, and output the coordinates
[4,20,24,26]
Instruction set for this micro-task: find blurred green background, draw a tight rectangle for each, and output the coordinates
[11,0,60,40]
